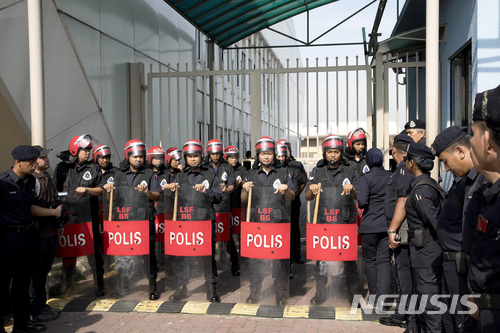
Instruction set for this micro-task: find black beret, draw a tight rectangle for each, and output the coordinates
[484,85,500,131]
[431,126,468,157]
[472,91,486,121]
[404,119,426,130]
[407,142,435,160]
[394,133,415,145]
[11,145,40,161]
[33,145,53,158]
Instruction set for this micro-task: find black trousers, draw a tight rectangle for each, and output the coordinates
[479,309,500,333]
[1,232,36,326]
[29,234,58,314]
[361,232,392,300]
[394,245,418,330]
[412,266,443,333]
[290,199,301,257]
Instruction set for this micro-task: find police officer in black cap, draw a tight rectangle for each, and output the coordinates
[431,126,476,333]
[1,145,62,333]
[356,148,392,307]
[404,120,426,144]
[468,85,500,333]
[380,133,418,331]
[405,142,446,333]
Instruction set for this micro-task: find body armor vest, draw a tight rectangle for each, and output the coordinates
[212,162,232,213]
[176,170,216,221]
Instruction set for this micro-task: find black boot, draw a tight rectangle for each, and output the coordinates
[246,290,260,304]
[169,284,187,301]
[149,275,158,300]
[207,284,220,302]
[310,280,327,306]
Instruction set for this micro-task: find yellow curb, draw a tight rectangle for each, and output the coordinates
[335,307,362,321]
[283,305,309,318]
[47,297,73,312]
[230,303,260,316]
[181,301,211,314]
[134,300,165,312]
[85,299,118,312]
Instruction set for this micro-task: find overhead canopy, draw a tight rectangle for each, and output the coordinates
[164,0,339,49]
[378,24,446,55]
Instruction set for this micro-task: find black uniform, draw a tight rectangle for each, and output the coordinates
[169,166,222,287]
[29,170,63,317]
[207,161,239,272]
[468,179,500,333]
[245,165,297,302]
[286,158,307,262]
[384,161,417,329]
[405,173,444,333]
[357,165,392,301]
[0,169,37,328]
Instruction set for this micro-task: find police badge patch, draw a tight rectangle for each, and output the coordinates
[139,180,148,186]
[107,177,114,184]
[202,179,210,190]
[273,179,282,190]
[160,179,167,187]
[83,171,92,181]
[410,120,416,128]
[236,176,242,181]
[362,165,370,174]
[342,178,351,186]
[221,171,228,181]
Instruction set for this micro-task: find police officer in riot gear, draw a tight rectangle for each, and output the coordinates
[305,135,357,306]
[29,146,63,323]
[241,137,297,306]
[405,142,445,333]
[276,139,307,266]
[93,145,118,181]
[1,146,62,333]
[53,134,104,295]
[431,126,476,333]
[166,140,223,302]
[205,139,240,276]
[104,140,161,299]
[344,128,368,179]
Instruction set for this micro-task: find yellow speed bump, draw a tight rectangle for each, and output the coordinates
[335,307,362,321]
[181,301,211,314]
[86,299,118,312]
[134,300,164,312]
[283,305,309,318]
[47,298,73,312]
[230,303,259,316]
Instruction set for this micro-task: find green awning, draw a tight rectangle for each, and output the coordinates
[164,0,339,48]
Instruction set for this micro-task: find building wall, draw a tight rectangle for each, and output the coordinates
[0,0,302,166]
[476,0,500,93]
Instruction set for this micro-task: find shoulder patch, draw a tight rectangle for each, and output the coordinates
[139,180,148,186]
[362,165,370,174]
[202,179,210,190]
[236,175,242,181]
[273,178,281,190]
[82,171,92,181]
[160,179,167,187]
[107,177,114,184]
[342,178,351,186]
[221,171,228,181]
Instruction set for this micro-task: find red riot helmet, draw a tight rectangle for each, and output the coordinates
[182,140,204,158]
[276,139,292,153]
[275,142,289,157]
[165,147,182,164]
[147,146,165,164]
[92,144,112,163]
[206,139,223,154]
[69,134,93,156]
[322,134,344,154]
[346,128,367,150]
[255,136,275,155]
[124,139,147,160]
[223,145,239,161]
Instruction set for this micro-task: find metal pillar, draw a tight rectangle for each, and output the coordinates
[426,0,439,180]
[375,51,385,164]
[28,0,45,146]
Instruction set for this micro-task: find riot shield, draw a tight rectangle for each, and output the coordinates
[102,185,150,299]
[306,186,359,307]
[164,184,215,302]
[240,186,291,306]
[49,192,98,299]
